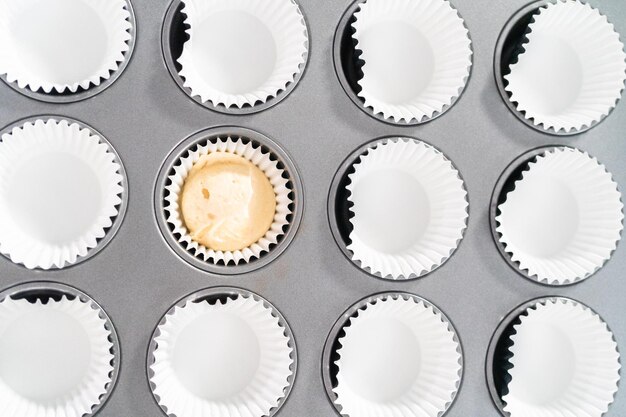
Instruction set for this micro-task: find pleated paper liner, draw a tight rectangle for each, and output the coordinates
[493,146,623,285]
[323,292,462,417]
[333,0,472,125]
[329,137,468,280]
[162,0,308,114]
[0,281,119,417]
[0,117,127,270]
[158,128,303,277]
[496,0,626,135]
[148,287,296,417]
[156,127,302,274]
[487,297,620,417]
[0,0,135,102]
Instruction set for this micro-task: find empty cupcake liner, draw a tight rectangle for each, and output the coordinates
[149,293,294,417]
[333,295,462,417]
[352,0,472,124]
[496,147,623,285]
[164,137,292,265]
[0,118,125,270]
[504,0,626,133]
[346,138,468,279]
[503,299,621,417]
[0,295,115,417]
[177,0,308,109]
[0,0,133,94]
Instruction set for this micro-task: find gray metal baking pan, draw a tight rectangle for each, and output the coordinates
[0,0,624,416]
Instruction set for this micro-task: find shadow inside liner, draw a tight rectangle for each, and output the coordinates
[167,1,190,74]
[328,325,346,391]
[8,288,77,304]
[495,156,535,211]
[326,300,378,392]
[333,160,357,249]
[481,3,548,141]
[499,6,543,90]
[492,153,541,278]
[166,1,253,109]
[337,12,366,98]
[192,292,238,306]
[491,313,523,403]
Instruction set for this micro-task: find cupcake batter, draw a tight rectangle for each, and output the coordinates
[180,152,276,251]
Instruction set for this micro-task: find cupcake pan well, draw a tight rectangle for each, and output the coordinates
[0,0,625,416]
[487,297,621,417]
[494,0,626,135]
[490,146,623,286]
[328,137,469,280]
[0,0,136,103]
[333,0,473,126]
[0,116,128,270]
[147,286,296,417]
[162,0,309,115]
[322,292,463,417]
[0,281,120,417]
[155,126,303,275]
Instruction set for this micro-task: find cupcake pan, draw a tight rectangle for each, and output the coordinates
[0,0,625,416]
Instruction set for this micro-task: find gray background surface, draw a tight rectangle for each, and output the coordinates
[0,0,624,415]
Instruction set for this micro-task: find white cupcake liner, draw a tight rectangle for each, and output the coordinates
[150,295,294,417]
[352,0,472,123]
[178,0,308,109]
[503,299,620,417]
[165,137,292,265]
[0,296,114,417]
[0,0,132,94]
[496,148,623,285]
[333,295,462,417]
[505,0,626,133]
[0,118,124,270]
[346,138,468,279]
